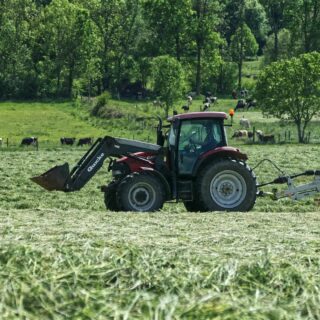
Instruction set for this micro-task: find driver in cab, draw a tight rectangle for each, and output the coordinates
[188,124,218,153]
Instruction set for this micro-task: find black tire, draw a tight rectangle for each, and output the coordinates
[104,181,121,212]
[117,172,165,212]
[196,159,257,212]
[183,200,206,212]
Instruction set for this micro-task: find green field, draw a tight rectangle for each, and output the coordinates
[1,99,320,146]
[1,101,320,318]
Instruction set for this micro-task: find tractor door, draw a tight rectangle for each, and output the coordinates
[177,119,224,176]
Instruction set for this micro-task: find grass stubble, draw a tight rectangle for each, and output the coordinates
[1,121,320,318]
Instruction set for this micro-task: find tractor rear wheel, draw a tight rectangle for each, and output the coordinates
[104,181,121,212]
[197,159,256,212]
[117,172,165,212]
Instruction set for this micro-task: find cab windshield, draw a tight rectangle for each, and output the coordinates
[178,119,224,175]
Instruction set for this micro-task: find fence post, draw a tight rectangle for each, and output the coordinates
[253,127,255,143]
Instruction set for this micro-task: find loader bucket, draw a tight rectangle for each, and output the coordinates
[31,163,71,191]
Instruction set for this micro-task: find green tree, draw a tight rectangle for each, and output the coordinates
[260,0,289,61]
[286,0,320,54]
[38,0,90,97]
[0,0,38,98]
[78,18,102,98]
[142,0,192,61]
[230,23,258,89]
[263,28,293,64]
[191,0,221,95]
[221,0,268,51]
[256,52,320,143]
[152,55,185,117]
[244,0,269,51]
[85,0,142,95]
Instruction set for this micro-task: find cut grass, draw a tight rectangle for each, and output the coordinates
[1,100,320,318]
[1,209,320,318]
[1,144,319,213]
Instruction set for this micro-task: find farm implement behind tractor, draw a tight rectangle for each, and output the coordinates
[31,112,320,212]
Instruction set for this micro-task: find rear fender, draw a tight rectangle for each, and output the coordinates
[192,147,248,177]
[140,167,171,200]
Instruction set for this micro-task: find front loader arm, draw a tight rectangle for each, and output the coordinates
[31,136,162,192]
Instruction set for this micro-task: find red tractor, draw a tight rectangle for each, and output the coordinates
[32,112,257,212]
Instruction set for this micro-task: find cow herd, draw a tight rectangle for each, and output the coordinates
[0,137,94,147]
[60,137,93,146]
[232,129,275,143]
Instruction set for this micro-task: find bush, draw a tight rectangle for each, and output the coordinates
[91,91,112,116]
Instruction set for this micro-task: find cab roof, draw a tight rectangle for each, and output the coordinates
[168,112,227,122]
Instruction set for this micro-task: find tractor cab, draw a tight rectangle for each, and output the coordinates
[164,112,228,176]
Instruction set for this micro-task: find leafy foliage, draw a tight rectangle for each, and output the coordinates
[0,0,319,100]
[256,52,320,142]
[230,23,259,88]
[152,56,186,117]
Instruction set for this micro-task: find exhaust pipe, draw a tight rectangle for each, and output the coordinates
[31,163,71,191]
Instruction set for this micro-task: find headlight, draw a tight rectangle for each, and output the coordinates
[112,170,123,177]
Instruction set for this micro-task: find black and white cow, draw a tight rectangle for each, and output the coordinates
[60,137,76,145]
[21,137,38,146]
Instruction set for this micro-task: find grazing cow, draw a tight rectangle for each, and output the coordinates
[187,95,193,106]
[234,99,247,111]
[247,131,254,139]
[60,137,76,145]
[239,117,251,129]
[246,98,257,109]
[78,137,93,146]
[182,105,189,112]
[231,130,248,139]
[21,137,38,146]
[202,102,210,111]
[256,130,275,143]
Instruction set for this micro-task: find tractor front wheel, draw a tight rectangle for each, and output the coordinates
[117,173,165,212]
[104,181,121,212]
[197,159,256,212]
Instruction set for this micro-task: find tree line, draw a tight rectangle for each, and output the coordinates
[0,0,320,99]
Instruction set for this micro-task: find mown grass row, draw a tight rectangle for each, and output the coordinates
[1,100,320,319]
[1,144,319,213]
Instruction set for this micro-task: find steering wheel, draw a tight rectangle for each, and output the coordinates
[187,137,198,153]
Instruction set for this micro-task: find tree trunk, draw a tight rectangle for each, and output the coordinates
[175,34,181,61]
[196,45,202,95]
[296,121,305,143]
[56,68,61,97]
[303,0,310,52]
[238,60,242,90]
[274,27,279,60]
[68,62,74,98]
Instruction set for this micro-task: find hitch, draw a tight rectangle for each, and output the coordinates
[258,170,320,201]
